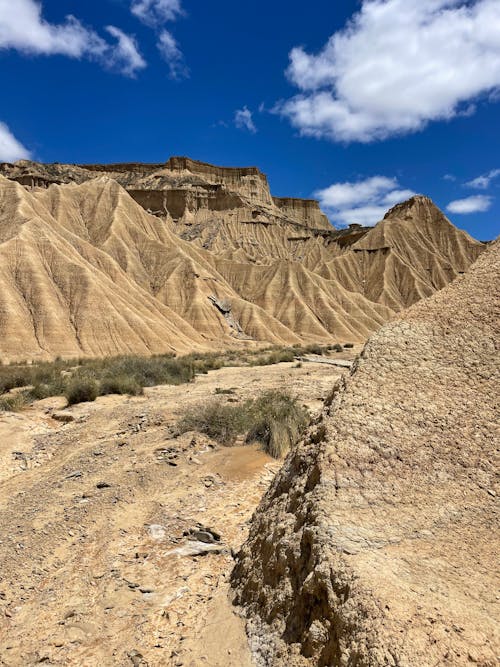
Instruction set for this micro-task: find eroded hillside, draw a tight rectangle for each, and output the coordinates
[0,158,485,361]
[232,242,500,666]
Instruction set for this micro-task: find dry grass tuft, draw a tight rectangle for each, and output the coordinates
[178,390,309,458]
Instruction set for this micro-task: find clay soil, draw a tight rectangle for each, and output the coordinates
[0,352,357,667]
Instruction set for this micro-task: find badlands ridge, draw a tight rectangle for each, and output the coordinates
[0,157,485,360]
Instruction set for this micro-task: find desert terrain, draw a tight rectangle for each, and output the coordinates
[0,351,357,667]
[0,158,497,667]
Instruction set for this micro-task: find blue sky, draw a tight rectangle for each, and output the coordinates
[0,0,499,240]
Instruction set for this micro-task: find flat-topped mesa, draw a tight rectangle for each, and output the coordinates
[165,156,274,205]
[273,196,333,231]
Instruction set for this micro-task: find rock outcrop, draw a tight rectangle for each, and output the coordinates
[0,158,486,360]
[232,242,499,666]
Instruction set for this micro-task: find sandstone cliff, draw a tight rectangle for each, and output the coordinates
[232,242,499,666]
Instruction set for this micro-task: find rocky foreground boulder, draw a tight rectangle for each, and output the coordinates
[232,242,499,666]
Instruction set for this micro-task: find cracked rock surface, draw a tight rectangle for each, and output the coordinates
[232,243,499,666]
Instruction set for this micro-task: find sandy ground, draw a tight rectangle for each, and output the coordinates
[0,354,356,667]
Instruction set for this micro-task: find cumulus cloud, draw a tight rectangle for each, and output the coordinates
[0,122,31,162]
[278,0,500,143]
[447,195,492,214]
[0,0,146,76]
[130,0,188,78]
[315,176,415,226]
[466,168,500,189]
[131,0,184,26]
[235,107,257,134]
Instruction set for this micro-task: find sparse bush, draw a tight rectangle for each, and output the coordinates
[0,346,322,410]
[214,387,236,395]
[178,390,309,458]
[100,375,143,397]
[304,343,324,356]
[99,356,195,387]
[0,392,30,412]
[267,349,295,364]
[250,348,296,366]
[332,343,343,353]
[343,343,354,349]
[66,378,99,406]
[178,400,250,445]
[246,391,309,458]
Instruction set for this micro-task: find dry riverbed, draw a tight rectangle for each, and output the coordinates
[0,353,357,667]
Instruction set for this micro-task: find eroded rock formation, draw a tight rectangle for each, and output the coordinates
[0,157,486,360]
[232,242,499,666]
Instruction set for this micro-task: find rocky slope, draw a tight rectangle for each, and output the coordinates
[232,242,499,666]
[0,158,485,360]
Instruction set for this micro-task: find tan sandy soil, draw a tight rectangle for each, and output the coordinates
[0,353,357,666]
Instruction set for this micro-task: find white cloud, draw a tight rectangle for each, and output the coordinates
[466,168,500,189]
[447,195,492,213]
[315,176,415,226]
[157,30,188,79]
[278,0,500,143]
[106,26,146,77]
[0,0,146,76]
[130,0,187,78]
[235,107,257,134]
[443,174,457,182]
[131,0,184,26]
[0,122,31,162]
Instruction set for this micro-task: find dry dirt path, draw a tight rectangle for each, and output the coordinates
[0,356,355,667]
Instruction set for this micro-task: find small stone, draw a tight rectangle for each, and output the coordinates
[52,412,75,423]
[149,524,166,541]
[65,471,83,480]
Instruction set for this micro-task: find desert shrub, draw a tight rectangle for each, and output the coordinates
[99,355,195,387]
[178,390,309,458]
[0,353,199,408]
[343,343,354,349]
[0,392,30,412]
[304,343,324,356]
[267,349,295,364]
[66,378,99,406]
[178,400,250,445]
[0,368,33,394]
[246,391,309,458]
[100,375,144,397]
[183,352,225,374]
[28,378,67,400]
[214,387,236,395]
[250,348,296,366]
